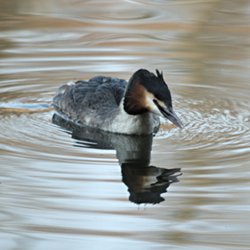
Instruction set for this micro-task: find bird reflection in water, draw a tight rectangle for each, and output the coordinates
[52,114,182,204]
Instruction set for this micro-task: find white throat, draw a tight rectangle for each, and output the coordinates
[106,101,155,135]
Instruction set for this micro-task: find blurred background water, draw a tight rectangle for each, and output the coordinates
[0,0,250,249]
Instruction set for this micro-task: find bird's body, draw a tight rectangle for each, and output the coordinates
[53,69,182,135]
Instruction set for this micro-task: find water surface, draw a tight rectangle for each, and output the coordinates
[0,0,250,249]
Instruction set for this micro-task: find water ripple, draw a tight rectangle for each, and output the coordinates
[1,3,250,249]
[157,90,250,158]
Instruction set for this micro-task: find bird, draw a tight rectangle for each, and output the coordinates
[53,69,182,135]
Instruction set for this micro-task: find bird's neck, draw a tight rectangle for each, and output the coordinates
[107,100,154,135]
[123,80,149,115]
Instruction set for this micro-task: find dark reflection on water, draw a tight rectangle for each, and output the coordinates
[52,113,181,204]
[122,165,180,204]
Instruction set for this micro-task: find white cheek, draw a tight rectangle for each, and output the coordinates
[151,103,162,116]
[146,96,162,116]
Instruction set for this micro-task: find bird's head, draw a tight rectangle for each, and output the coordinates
[124,69,182,128]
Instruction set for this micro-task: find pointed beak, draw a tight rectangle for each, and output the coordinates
[153,100,183,128]
[164,109,183,128]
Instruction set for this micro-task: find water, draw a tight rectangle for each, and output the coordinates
[0,0,250,249]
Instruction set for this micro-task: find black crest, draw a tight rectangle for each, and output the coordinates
[155,69,164,80]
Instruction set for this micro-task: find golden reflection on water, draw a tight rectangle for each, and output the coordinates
[0,0,250,250]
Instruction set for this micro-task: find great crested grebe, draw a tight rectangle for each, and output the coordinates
[53,69,182,135]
